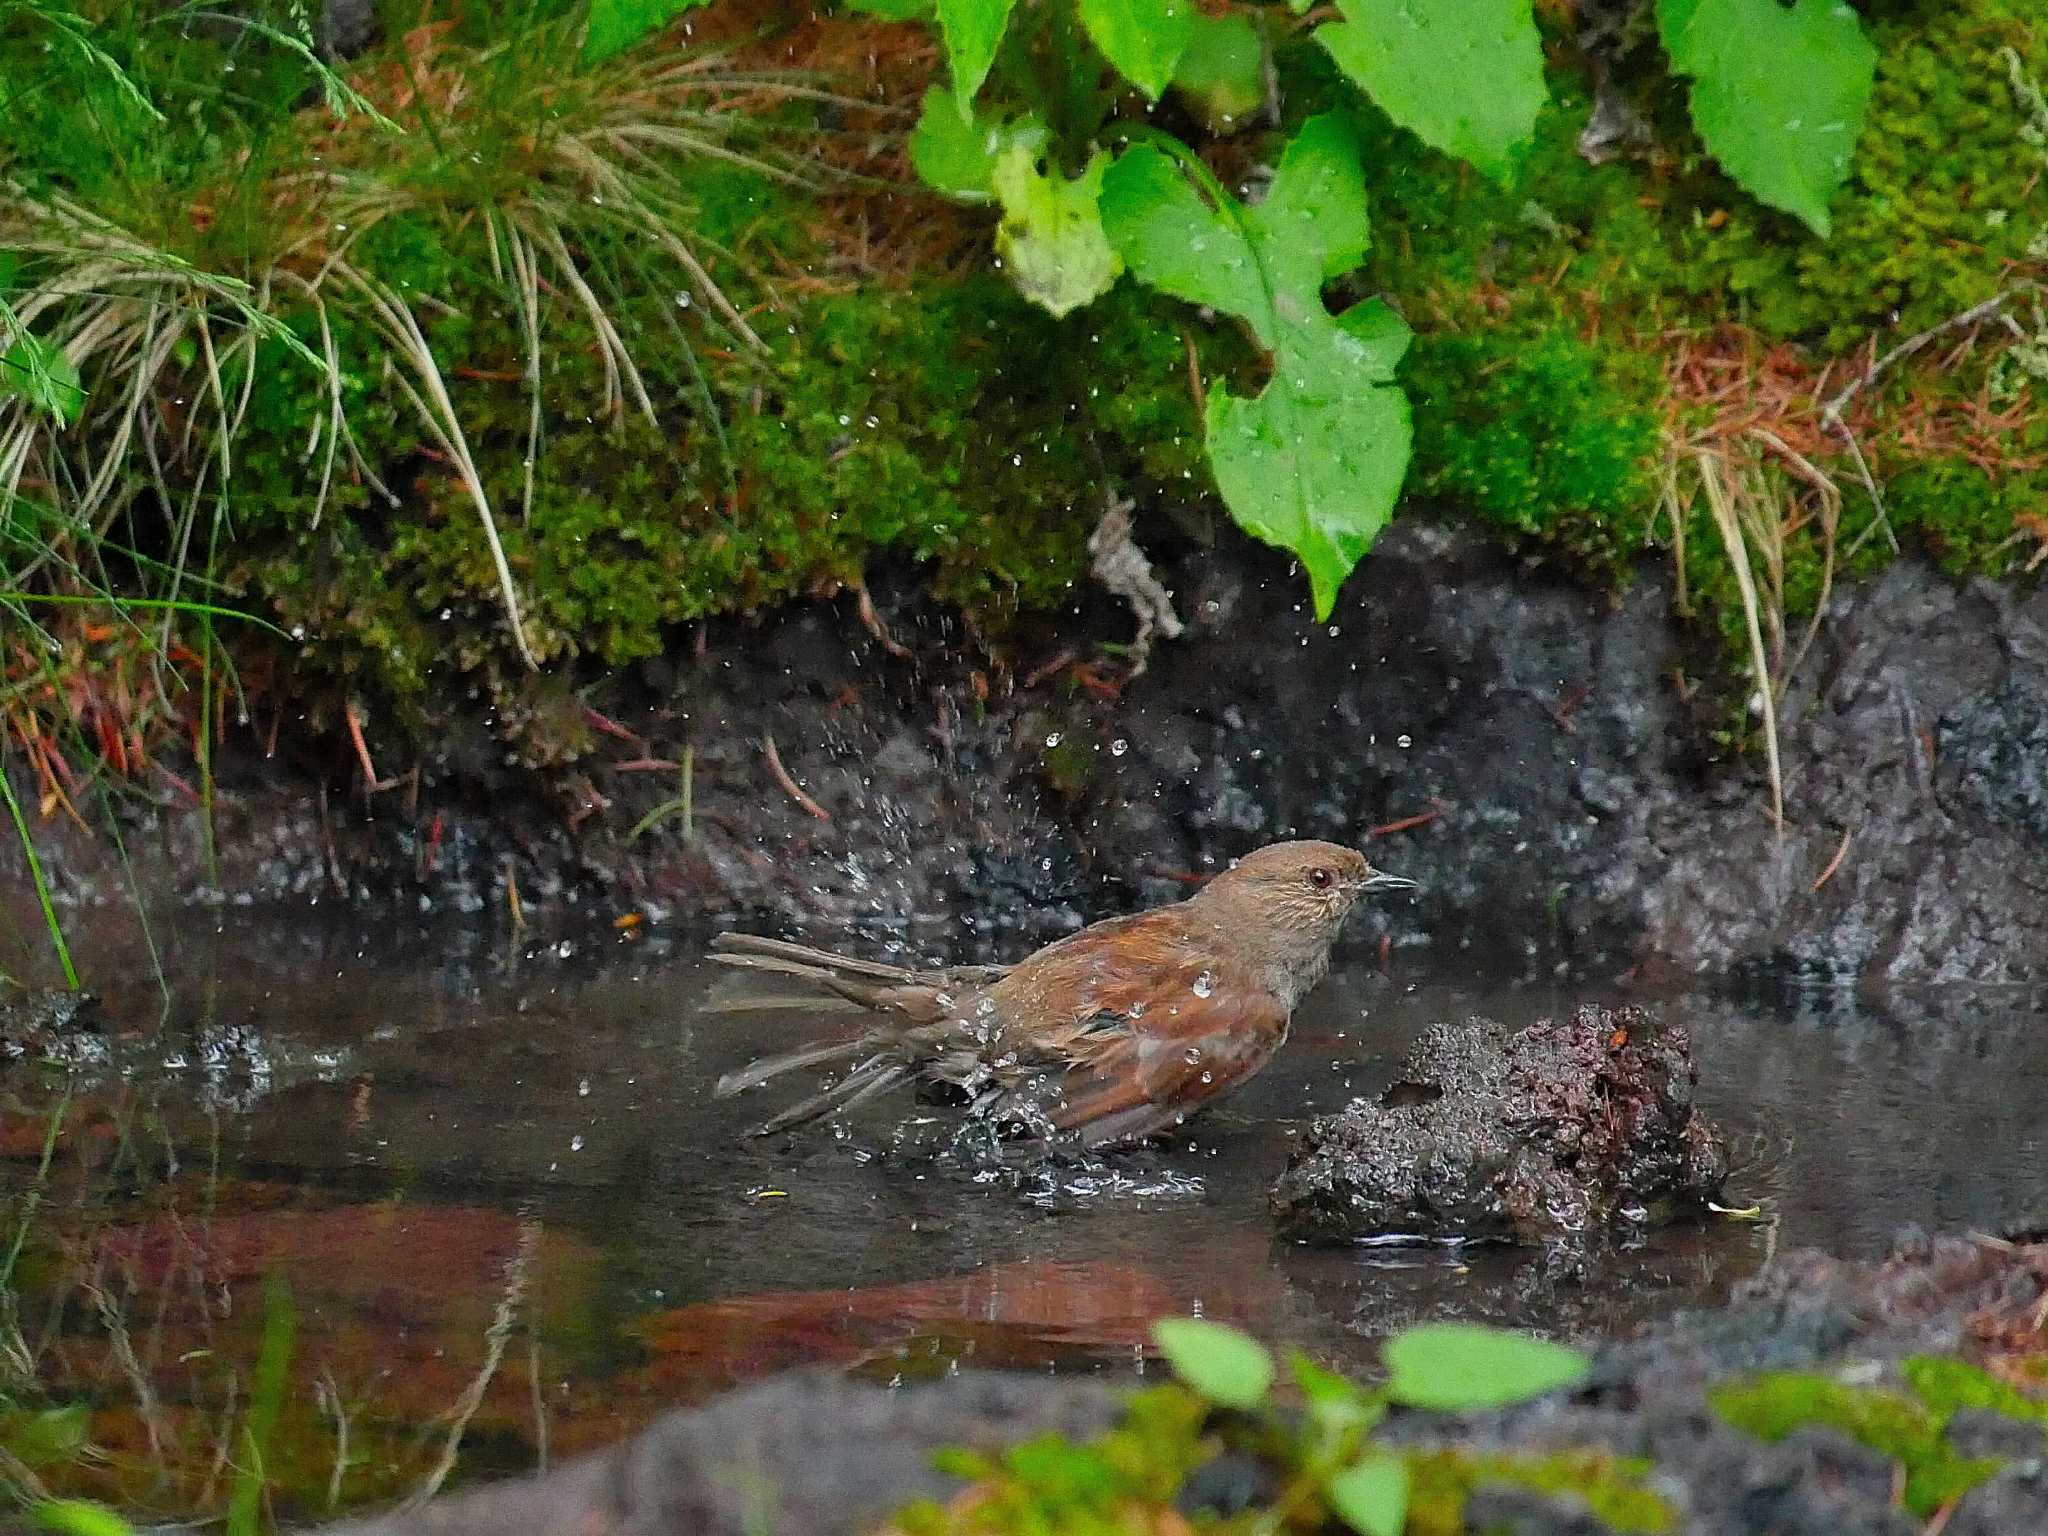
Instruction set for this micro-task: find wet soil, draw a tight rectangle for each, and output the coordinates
[9,517,2048,986]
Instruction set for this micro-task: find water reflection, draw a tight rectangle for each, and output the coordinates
[4,912,2047,1521]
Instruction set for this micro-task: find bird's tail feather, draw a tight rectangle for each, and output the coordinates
[751,1058,910,1136]
[714,1037,869,1097]
[709,933,916,982]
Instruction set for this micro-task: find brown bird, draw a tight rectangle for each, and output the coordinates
[710,840,1416,1146]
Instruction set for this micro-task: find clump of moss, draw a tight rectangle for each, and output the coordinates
[1673,0,2048,349]
[1889,456,2048,579]
[1406,1447,1675,1536]
[1402,322,1665,578]
[223,224,1230,749]
[1710,1369,2008,1515]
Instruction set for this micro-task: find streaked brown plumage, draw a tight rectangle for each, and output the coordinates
[710,840,1416,1146]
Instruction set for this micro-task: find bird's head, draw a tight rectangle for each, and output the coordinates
[1194,840,1417,943]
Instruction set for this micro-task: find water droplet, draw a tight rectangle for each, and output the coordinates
[569,1134,584,1152]
[1397,734,1413,747]
[578,1078,591,1097]
[674,292,692,308]
[1191,970,1216,999]
[1110,739,1128,756]
[1045,732,1063,748]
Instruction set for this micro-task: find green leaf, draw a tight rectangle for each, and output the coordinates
[909,87,1047,202]
[31,1503,134,1536]
[1077,0,1193,100]
[1327,1452,1410,1536]
[1383,1325,1591,1412]
[844,0,931,16]
[1317,0,1547,186]
[991,147,1122,318]
[1658,0,1874,237]
[1152,1318,1274,1408]
[0,332,85,425]
[2,1404,89,1466]
[935,0,1019,110]
[1171,13,1265,132]
[1290,1352,1385,1436]
[1102,117,1411,617]
[1206,333,1410,618]
[582,0,711,64]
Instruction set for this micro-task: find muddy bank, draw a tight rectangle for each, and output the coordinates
[307,1227,2048,1536]
[9,517,2048,985]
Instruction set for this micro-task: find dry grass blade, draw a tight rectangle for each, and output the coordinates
[339,266,539,671]
[1697,451,1785,829]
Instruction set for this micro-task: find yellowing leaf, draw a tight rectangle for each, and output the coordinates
[991,147,1122,319]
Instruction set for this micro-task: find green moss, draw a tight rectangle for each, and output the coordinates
[1673,0,2048,349]
[1902,1355,2048,1428]
[894,1386,1211,1536]
[1888,456,2048,578]
[1403,322,1664,577]
[1406,1448,1675,1536]
[221,199,1230,751]
[1711,1370,2005,1516]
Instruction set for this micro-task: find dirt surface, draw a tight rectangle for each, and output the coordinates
[302,1229,2048,1536]
[1271,1003,1727,1244]
[10,518,2048,986]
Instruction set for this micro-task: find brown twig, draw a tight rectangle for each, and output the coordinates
[344,701,396,793]
[1811,826,1853,892]
[610,756,680,773]
[1822,291,2016,423]
[1367,798,1450,838]
[855,582,912,660]
[762,734,831,822]
[1023,648,1076,689]
[1548,684,1590,735]
[581,704,643,746]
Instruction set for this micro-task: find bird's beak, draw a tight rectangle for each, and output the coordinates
[1363,870,1419,892]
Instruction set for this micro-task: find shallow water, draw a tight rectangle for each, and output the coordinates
[6,910,2048,1519]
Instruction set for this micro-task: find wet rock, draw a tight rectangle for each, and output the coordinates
[313,1370,1123,1536]
[0,986,105,1067]
[1271,1004,1727,1244]
[307,1231,2048,1536]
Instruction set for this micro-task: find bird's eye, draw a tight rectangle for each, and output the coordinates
[1308,867,1333,890]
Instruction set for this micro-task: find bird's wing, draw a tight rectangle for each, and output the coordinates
[1046,983,1289,1146]
[1019,933,1286,1146]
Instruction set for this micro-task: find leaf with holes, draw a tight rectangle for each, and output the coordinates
[1659,0,1874,237]
[1102,115,1409,617]
[991,146,1122,318]
[1317,0,1546,186]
